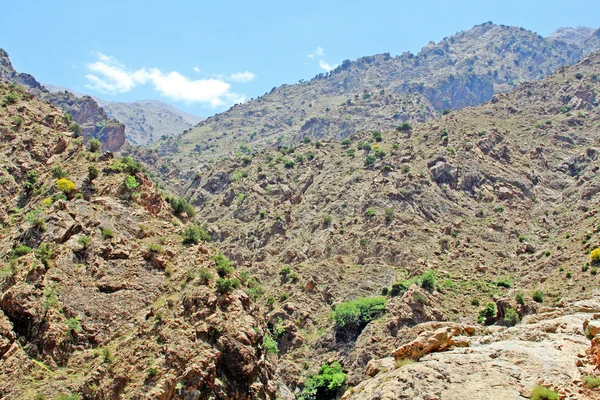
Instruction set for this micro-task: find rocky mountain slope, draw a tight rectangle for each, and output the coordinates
[147,22,600,177]
[44,84,203,146]
[0,49,125,152]
[132,49,600,395]
[0,81,287,399]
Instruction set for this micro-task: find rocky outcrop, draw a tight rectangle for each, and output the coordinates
[0,48,125,152]
[343,295,600,400]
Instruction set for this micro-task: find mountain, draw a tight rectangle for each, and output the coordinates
[548,26,598,47]
[0,80,286,399]
[146,22,600,178]
[4,23,600,400]
[138,49,600,393]
[102,100,203,146]
[0,49,126,152]
[44,84,204,146]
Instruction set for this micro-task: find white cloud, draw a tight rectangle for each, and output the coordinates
[228,71,257,82]
[306,46,337,71]
[318,60,337,71]
[307,46,325,59]
[84,52,249,108]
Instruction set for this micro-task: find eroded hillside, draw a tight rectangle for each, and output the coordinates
[152,50,600,393]
[0,81,287,399]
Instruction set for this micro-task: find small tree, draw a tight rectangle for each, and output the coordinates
[88,138,102,153]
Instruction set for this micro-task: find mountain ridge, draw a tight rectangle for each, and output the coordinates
[146,22,600,180]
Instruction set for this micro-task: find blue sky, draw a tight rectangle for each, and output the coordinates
[2,0,599,117]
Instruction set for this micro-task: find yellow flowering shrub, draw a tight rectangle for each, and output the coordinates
[56,178,75,193]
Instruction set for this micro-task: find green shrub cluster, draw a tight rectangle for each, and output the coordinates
[478,302,496,325]
[215,277,241,293]
[263,334,279,354]
[182,225,210,244]
[299,362,347,400]
[168,197,196,217]
[106,157,143,174]
[333,296,387,328]
[212,252,233,276]
[88,138,102,153]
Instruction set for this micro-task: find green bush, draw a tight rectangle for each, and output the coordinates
[182,225,210,244]
[100,227,114,239]
[125,176,139,191]
[365,209,376,218]
[2,92,19,106]
[389,280,410,297]
[496,278,512,288]
[364,155,377,167]
[479,302,496,324]
[279,158,294,169]
[66,317,82,333]
[25,170,39,190]
[299,362,347,400]
[515,292,525,305]
[332,296,387,328]
[88,166,99,181]
[530,385,558,400]
[88,138,102,153]
[169,197,196,217]
[532,291,544,303]
[215,277,241,293]
[384,207,394,223]
[263,334,279,354]
[13,245,33,258]
[421,271,436,290]
[78,235,91,249]
[582,375,600,388]
[503,308,520,326]
[105,157,143,175]
[70,122,82,136]
[396,122,412,132]
[212,252,233,276]
[51,166,67,179]
[26,209,46,231]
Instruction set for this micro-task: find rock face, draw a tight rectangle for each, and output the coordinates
[0,81,284,399]
[146,22,600,174]
[343,295,600,400]
[0,48,125,152]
